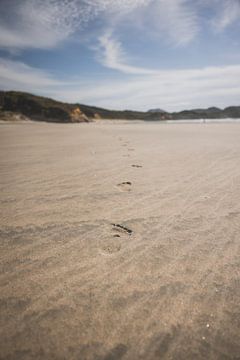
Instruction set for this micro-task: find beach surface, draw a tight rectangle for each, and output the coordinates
[0,121,240,359]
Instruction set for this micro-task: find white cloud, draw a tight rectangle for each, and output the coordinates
[212,0,240,31]
[1,57,240,111]
[141,0,199,46]
[0,0,149,50]
[0,0,200,52]
[0,58,61,89]
[98,31,155,74]
[53,64,240,111]
[0,0,72,49]
[94,0,200,74]
[0,0,238,59]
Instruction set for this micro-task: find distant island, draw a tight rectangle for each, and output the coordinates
[147,108,167,113]
[0,90,240,123]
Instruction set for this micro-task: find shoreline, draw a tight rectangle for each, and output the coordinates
[1,117,240,125]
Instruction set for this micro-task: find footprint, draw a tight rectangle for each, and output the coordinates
[128,148,135,152]
[117,181,132,192]
[111,223,133,235]
[131,164,142,168]
[101,242,121,255]
[100,224,132,255]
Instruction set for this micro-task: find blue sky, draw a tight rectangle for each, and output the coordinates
[0,0,240,111]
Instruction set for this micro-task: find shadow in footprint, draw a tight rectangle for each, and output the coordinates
[111,223,133,235]
[131,164,142,168]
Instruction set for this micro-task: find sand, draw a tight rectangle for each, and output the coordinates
[0,121,240,360]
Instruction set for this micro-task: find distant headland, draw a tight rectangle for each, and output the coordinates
[1,90,240,123]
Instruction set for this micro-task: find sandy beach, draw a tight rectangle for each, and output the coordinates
[0,121,240,360]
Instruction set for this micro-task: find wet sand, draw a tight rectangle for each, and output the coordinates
[0,122,240,359]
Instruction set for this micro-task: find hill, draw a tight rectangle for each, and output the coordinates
[0,91,240,122]
[148,108,166,113]
[0,91,151,123]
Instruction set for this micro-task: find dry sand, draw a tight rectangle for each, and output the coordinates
[0,121,240,360]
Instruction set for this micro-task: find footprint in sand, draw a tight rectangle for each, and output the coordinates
[100,224,132,255]
[128,148,135,152]
[101,242,121,255]
[117,181,132,192]
[111,223,133,235]
[131,164,142,168]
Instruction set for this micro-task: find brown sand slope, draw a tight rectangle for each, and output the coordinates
[0,122,240,359]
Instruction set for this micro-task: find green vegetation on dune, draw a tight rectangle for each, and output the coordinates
[0,91,154,122]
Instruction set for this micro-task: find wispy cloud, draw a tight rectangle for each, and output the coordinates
[0,0,149,50]
[0,0,238,54]
[0,0,200,52]
[98,31,155,75]
[0,58,60,90]
[143,0,200,46]
[212,0,240,31]
[0,1,72,49]
[2,57,238,111]
[66,64,240,111]
[94,0,200,74]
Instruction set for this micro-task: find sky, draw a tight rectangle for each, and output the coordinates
[0,0,240,111]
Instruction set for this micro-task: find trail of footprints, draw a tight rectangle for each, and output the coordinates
[100,136,143,255]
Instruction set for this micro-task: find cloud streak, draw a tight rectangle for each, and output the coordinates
[0,58,61,90]
[0,0,204,52]
[212,0,240,31]
[0,0,149,50]
[94,0,201,74]
[98,32,155,74]
[1,57,240,111]
[143,0,200,46]
[67,64,240,110]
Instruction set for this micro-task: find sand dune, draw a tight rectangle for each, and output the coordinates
[0,122,240,359]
